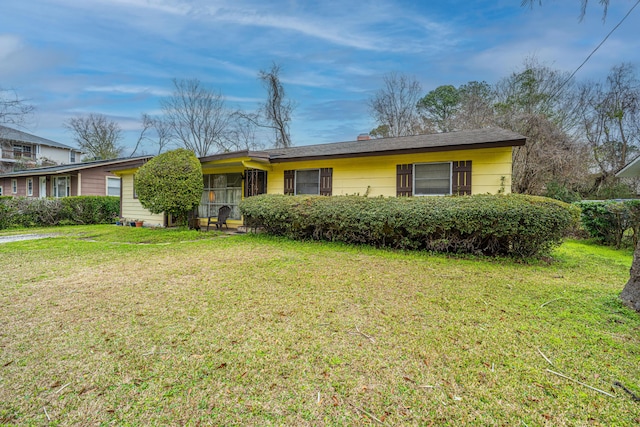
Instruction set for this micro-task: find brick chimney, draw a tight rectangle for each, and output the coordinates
[357,133,370,141]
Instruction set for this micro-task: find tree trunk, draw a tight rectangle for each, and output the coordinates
[621,243,640,312]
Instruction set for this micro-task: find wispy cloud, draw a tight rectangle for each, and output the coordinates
[85,85,172,97]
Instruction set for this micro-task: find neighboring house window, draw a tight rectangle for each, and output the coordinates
[397,161,472,196]
[0,186,3,196]
[53,176,70,198]
[70,151,76,162]
[106,177,121,196]
[284,168,332,196]
[13,145,32,159]
[11,179,17,194]
[27,178,33,196]
[201,173,243,220]
[133,176,138,199]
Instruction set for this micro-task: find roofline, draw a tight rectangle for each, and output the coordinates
[0,156,153,177]
[106,157,154,173]
[199,150,271,163]
[615,155,640,178]
[0,125,80,151]
[268,139,526,163]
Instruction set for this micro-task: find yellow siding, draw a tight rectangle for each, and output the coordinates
[267,147,513,196]
[115,146,514,227]
[201,165,246,175]
[119,172,165,226]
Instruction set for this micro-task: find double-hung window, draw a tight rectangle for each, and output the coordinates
[295,170,320,195]
[53,176,70,198]
[27,178,33,196]
[397,161,472,197]
[284,168,333,196]
[11,179,17,194]
[107,177,121,196]
[414,163,452,196]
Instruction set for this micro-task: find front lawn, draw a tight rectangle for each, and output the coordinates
[0,226,638,426]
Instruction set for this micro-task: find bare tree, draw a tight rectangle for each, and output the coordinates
[228,111,263,151]
[494,59,588,194]
[580,63,640,191]
[65,113,123,160]
[0,88,34,129]
[129,114,173,156]
[368,72,423,138]
[161,78,231,157]
[258,63,293,148]
[149,116,173,155]
[521,0,609,20]
[129,114,154,157]
[455,81,496,130]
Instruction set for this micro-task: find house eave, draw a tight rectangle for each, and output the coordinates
[616,155,640,178]
[268,139,525,163]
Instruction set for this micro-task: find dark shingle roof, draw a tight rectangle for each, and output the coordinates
[0,156,152,177]
[264,128,526,162]
[199,128,526,164]
[0,125,78,151]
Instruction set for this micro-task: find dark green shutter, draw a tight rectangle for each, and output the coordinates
[452,161,472,195]
[319,168,332,196]
[396,164,413,197]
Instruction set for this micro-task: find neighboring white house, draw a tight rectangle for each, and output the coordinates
[0,125,83,173]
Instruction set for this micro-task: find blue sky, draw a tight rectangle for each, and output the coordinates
[1,0,639,154]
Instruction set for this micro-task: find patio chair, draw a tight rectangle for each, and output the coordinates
[207,205,231,231]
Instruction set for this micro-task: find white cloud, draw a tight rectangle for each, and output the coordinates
[0,34,23,60]
[0,34,67,81]
[85,85,171,97]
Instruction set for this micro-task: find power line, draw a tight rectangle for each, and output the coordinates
[551,0,640,99]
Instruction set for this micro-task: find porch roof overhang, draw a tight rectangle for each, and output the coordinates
[200,154,272,172]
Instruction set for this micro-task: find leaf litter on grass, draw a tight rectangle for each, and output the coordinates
[0,230,638,425]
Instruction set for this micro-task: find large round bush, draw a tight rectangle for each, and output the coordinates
[134,148,203,224]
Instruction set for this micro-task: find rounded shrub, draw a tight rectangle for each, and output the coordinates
[134,148,203,225]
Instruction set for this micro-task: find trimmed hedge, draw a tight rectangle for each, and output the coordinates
[0,196,120,229]
[574,200,640,248]
[240,194,577,258]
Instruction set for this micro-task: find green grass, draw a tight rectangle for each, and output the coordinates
[0,225,638,426]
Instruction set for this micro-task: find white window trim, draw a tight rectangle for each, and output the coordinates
[106,176,121,197]
[53,176,71,198]
[11,179,17,194]
[413,162,453,196]
[294,169,321,195]
[27,178,33,197]
[0,186,3,196]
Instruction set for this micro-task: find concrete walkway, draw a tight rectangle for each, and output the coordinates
[0,234,53,244]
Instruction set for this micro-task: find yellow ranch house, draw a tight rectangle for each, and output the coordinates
[112,128,526,228]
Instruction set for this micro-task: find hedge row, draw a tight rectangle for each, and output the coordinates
[240,194,577,258]
[574,200,640,248]
[0,196,120,229]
